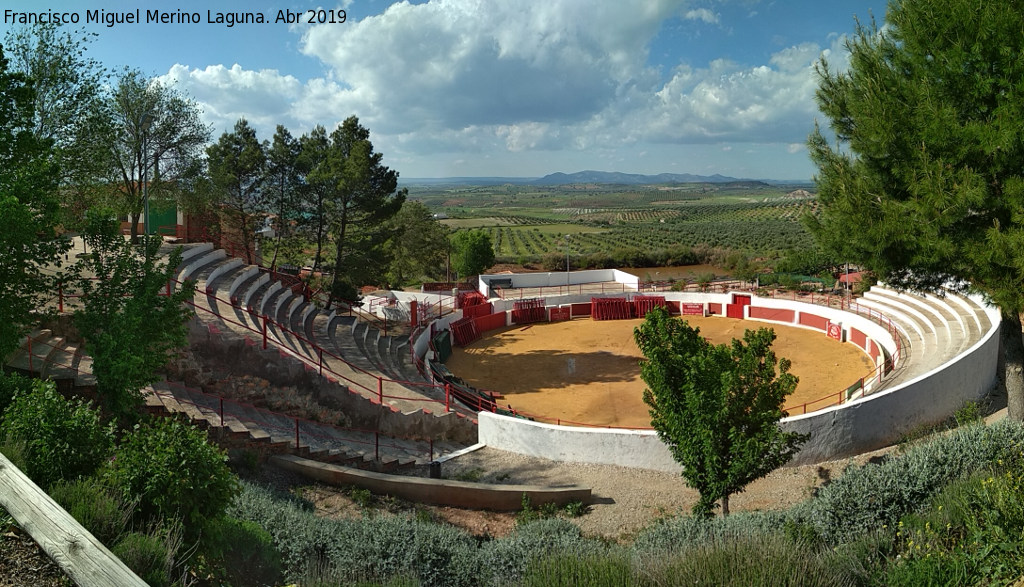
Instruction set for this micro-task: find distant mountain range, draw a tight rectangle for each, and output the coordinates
[531,170,741,185]
[401,170,811,187]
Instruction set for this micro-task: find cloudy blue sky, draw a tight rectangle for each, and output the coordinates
[2,1,888,179]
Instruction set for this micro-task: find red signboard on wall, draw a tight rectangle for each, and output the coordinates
[681,303,705,316]
[826,321,843,341]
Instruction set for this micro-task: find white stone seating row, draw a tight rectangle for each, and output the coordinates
[860,285,993,391]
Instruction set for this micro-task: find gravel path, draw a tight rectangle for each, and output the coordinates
[442,446,892,540]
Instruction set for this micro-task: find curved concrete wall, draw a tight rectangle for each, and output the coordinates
[473,291,1001,468]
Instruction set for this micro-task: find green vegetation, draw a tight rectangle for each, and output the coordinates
[203,420,1024,585]
[101,417,238,541]
[634,307,807,516]
[416,183,817,268]
[0,379,113,490]
[807,0,1024,417]
[74,213,196,421]
[451,229,496,280]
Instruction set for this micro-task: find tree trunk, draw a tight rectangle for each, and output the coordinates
[129,212,140,243]
[1004,313,1024,422]
[721,494,730,516]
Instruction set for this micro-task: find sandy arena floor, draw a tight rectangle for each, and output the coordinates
[445,316,875,428]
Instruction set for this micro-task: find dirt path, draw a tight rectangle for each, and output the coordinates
[446,317,874,427]
[441,445,893,540]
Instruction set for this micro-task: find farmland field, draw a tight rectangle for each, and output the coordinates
[408,180,818,263]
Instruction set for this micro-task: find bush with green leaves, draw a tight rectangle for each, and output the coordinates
[200,515,283,587]
[49,477,133,545]
[102,417,237,537]
[0,379,113,489]
[228,481,479,586]
[795,419,1024,544]
[477,518,607,586]
[0,370,32,416]
[111,526,181,587]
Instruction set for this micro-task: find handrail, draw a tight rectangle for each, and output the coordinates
[156,380,438,463]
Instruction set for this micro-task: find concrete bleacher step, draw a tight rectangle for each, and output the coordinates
[179,249,227,283]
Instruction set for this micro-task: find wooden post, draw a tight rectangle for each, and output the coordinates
[0,453,147,585]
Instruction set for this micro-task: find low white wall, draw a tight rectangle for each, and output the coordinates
[478,412,681,472]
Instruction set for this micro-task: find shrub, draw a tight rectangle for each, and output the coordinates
[112,527,181,587]
[797,420,1024,544]
[0,379,113,489]
[102,417,237,537]
[201,515,283,586]
[0,370,32,416]
[646,532,861,587]
[228,481,478,586]
[522,551,633,587]
[478,518,606,585]
[49,477,132,545]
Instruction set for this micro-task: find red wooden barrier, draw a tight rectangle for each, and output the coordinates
[511,298,546,324]
[473,312,508,333]
[570,303,592,317]
[680,302,705,316]
[592,297,632,320]
[633,295,667,318]
[799,313,828,331]
[450,317,480,346]
[463,302,493,318]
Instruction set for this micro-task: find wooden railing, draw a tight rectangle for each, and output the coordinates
[0,453,145,586]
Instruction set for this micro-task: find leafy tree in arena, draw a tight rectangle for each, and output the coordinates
[0,46,70,360]
[808,1,1024,419]
[451,230,496,280]
[384,201,450,287]
[206,118,268,265]
[634,307,807,516]
[74,211,195,421]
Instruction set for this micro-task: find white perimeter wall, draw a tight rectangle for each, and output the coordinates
[478,270,639,297]
[475,292,1001,468]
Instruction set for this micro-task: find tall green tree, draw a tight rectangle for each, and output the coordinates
[451,230,495,279]
[297,125,331,274]
[634,307,806,516]
[264,124,303,271]
[95,68,209,242]
[312,117,405,303]
[0,46,68,360]
[384,201,449,287]
[207,118,267,265]
[808,1,1024,418]
[74,212,195,420]
[3,24,108,228]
